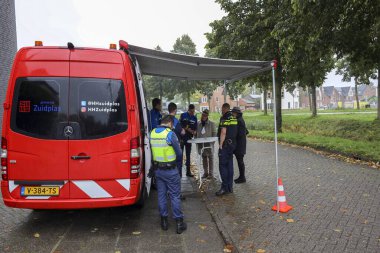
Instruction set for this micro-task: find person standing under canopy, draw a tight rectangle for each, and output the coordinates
[196,109,216,179]
[150,115,187,234]
[149,98,162,131]
[180,104,197,177]
[216,103,238,196]
[231,107,248,183]
[168,102,186,177]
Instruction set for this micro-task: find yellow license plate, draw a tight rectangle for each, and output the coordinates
[21,186,60,196]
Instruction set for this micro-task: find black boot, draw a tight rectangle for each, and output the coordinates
[234,177,246,184]
[161,216,168,231]
[176,218,187,234]
[215,188,229,196]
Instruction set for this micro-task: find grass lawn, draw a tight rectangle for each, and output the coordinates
[208,109,380,162]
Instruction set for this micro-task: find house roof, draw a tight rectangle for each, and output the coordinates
[241,94,261,103]
[357,84,367,96]
[336,86,351,97]
[128,45,272,82]
[323,86,335,97]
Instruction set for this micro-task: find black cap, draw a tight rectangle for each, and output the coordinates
[231,107,242,114]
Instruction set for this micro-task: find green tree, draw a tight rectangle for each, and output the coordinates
[292,0,380,119]
[143,45,176,101]
[333,0,379,119]
[171,34,200,105]
[273,2,335,117]
[206,0,290,131]
[336,56,376,110]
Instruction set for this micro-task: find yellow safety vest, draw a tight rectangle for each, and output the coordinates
[150,128,176,163]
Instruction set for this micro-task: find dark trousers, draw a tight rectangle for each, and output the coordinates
[234,154,245,178]
[219,147,234,192]
[155,168,183,219]
[202,150,213,176]
[181,142,192,174]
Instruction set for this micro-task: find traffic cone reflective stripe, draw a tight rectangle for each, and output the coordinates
[272,178,293,213]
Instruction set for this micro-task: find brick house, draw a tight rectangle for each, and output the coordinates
[239,94,261,111]
[358,84,377,101]
[299,84,378,109]
[199,86,238,113]
[0,0,18,133]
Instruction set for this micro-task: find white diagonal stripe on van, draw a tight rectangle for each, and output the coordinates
[116,179,130,191]
[8,180,17,193]
[72,180,112,198]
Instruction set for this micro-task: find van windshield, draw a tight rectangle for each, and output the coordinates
[11,77,128,140]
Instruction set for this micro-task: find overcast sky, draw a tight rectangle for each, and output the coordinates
[15,0,225,56]
[15,0,376,87]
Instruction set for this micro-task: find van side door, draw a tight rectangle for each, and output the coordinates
[132,58,152,195]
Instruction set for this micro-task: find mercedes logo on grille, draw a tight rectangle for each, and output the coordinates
[64,126,74,137]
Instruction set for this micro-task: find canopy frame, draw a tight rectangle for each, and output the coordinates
[126,42,280,213]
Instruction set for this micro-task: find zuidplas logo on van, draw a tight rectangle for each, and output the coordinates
[18,100,61,113]
[18,101,31,112]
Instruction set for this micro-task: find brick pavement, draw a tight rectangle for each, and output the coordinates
[0,177,225,253]
[202,139,380,253]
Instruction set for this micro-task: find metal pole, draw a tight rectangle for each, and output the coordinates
[271,61,279,214]
[223,80,227,103]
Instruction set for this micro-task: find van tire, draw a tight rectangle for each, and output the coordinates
[135,185,147,208]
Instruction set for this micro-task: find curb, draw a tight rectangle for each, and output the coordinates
[188,178,239,253]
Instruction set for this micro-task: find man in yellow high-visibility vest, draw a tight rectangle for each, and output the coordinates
[150,115,187,234]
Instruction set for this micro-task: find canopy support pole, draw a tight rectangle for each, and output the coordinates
[223,80,227,103]
[271,60,279,214]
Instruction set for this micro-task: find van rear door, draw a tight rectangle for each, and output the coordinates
[8,53,70,199]
[68,50,131,199]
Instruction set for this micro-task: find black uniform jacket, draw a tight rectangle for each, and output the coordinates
[234,114,247,156]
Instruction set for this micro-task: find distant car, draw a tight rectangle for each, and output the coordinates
[319,105,328,110]
[176,109,185,115]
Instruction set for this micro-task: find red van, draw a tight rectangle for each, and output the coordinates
[1,41,152,209]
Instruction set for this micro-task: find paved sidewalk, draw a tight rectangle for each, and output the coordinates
[0,177,225,253]
[202,140,380,253]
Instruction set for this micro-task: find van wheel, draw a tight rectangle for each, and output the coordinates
[135,185,147,208]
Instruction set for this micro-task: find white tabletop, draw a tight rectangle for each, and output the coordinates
[187,137,219,144]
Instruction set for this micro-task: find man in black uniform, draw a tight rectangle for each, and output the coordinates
[216,103,238,196]
[231,107,248,183]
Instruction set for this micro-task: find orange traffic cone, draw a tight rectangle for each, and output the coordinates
[272,178,293,213]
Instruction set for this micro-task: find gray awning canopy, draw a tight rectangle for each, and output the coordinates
[128,45,272,83]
